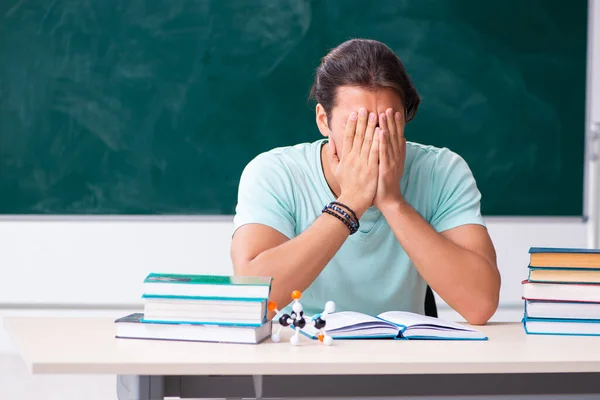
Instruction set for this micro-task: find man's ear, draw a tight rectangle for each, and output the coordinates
[315,104,330,138]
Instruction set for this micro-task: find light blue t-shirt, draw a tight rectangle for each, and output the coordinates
[233,139,485,316]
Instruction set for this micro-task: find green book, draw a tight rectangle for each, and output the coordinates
[143,273,272,300]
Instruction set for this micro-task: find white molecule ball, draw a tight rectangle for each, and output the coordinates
[323,336,334,346]
[292,301,303,314]
[290,335,300,346]
[324,301,336,314]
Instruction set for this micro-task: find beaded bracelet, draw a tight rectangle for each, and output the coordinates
[322,209,356,234]
[330,201,359,223]
[329,204,359,231]
[321,201,360,234]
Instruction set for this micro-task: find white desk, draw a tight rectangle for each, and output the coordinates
[4,317,600,399]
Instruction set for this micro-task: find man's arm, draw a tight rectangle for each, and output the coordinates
[232,108,380,312]
[378,200,500,325]
[374,108,500,325]
[231,211,351,315]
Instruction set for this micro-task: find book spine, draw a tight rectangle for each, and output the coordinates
[142,295,267,302]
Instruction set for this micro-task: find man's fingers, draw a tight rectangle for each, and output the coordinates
[385,108,396,134]
[361,111,378,160]
[384,108,399,159]
[352,108,369,154]
[395,111,404,139]
[342,111,358,158]
[369,127,381,166]
[379,128,388,166]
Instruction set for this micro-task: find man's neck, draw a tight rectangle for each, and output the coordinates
[320,140,341,199]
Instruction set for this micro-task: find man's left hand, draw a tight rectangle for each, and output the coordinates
[373,108,405,210]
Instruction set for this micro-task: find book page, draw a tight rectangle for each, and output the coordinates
[300,311,396,338]
[324,311,388,331]
[377,311,476,331]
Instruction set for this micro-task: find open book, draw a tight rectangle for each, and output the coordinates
[299,311,487,340]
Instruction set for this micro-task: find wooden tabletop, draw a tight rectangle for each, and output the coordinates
[4,316,600,376]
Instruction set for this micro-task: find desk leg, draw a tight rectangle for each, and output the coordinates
[116,375,165,400]
[253,374,263,399]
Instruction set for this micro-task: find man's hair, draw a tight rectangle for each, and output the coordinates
[309,38,420,123]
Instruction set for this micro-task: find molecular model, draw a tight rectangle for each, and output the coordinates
[268,290,336,346]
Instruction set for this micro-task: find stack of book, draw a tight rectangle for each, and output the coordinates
[522,247,600,335]
[115,273,273,344]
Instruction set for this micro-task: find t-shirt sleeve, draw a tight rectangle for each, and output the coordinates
[429,148,486,233]
[232,153,296,239]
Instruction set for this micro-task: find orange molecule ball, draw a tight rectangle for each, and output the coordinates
[318,333,325,342]
[291,290,302,300]
[267,301,277,312]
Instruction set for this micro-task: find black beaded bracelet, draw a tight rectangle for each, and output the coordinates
[322,201,360,234]
[323,209,357,234]
[328,201,359,224]
[329,204,359,232]
[331,201,359,223]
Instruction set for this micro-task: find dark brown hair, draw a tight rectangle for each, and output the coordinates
[309,38,420,123]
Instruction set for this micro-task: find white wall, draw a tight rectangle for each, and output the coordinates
[0,217,588,308]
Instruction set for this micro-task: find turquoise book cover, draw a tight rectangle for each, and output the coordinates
[529,247,600,254]
[144,273,272,286]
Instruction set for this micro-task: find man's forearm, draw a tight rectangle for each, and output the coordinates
[379,199,500,324]
[238,211,351,312]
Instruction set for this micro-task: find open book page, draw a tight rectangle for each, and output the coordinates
[377,311,477,331]
[376,311,487,339]
[324,311,388,331]
[300,311,398,338]
[297,311,486,340]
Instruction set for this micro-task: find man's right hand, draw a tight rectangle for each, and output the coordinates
[327,107,380,219]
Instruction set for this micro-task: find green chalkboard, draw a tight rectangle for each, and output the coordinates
[0,0,588,216]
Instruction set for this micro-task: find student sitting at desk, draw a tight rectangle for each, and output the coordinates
[230,38,501,325]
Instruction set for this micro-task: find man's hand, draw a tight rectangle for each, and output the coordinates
[231,108,382,312]
[328,108,380,218]
[373,108,405,210]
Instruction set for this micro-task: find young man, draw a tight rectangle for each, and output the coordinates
[230,39,500,325]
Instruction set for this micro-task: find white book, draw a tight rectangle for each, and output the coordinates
[299,311,487,340]
[142,297,267,326]
[525,299,600,320]
[115,313,272,344]
[522,280,600,302]
[523,317,600,336]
